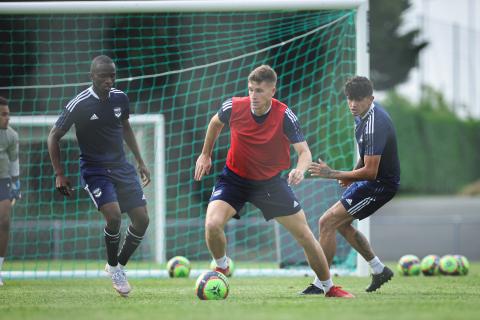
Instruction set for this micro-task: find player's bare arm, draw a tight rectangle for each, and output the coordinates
[288,141,312,185]
[47,126,72,197]
[338,158,365,187]
[122,119,151,187]
[309,154,381,181]
[194,114,224,181]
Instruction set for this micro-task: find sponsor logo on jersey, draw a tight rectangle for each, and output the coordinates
[113,107,122,118]
[93,187,102,198]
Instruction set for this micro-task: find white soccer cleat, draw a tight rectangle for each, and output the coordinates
[110,269,131,297]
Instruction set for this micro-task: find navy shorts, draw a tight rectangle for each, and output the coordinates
[0,178,11,202]
[81,163,146,213]
[340,180,398,220]
[209,167,302,221]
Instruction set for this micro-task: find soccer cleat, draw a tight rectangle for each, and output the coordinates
[214,266,231,277]
[366,266,394,292]
[325,286,355,298]
[299,284,324,295]
[110,269,131,297]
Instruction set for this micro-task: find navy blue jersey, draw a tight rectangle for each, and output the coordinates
[355,102,400,185]
[217,98,305,143]
[55,86,130,168]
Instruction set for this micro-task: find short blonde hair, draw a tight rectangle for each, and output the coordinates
[248,65,277,84]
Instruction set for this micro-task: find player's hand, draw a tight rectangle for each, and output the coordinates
[138,163,151,187]
[194,154,211,181]
[288,169,305,186]
[10,179,21,201]
[55,174,73,197]
[308,158,333,178]
[338,179,353,188]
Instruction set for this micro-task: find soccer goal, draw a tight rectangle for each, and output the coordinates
[0,0,369,278]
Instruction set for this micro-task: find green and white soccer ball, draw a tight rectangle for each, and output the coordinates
[209,257,235,277]
[439,255,459,275]
[420,254,440,276]
[166,256,191,278]
[397,254,421,276]
[454,255,470,276]
[195,271,229,300]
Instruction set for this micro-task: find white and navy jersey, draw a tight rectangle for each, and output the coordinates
[54,86,130,168]
[355,102,400,185]
[217,98,305,143]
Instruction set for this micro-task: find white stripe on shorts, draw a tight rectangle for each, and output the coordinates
[84,184,99,209]
[348,197,374,215]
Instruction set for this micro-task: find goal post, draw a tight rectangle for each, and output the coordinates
[1,0,369,278]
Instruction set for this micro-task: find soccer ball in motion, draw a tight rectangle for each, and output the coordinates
[166,256,191,278]
[439,255,459,275]
[454,255,470,276]
[397,254,421,276]
[420,254,440,276]
[195,271,229,300]
[210,257,235,277]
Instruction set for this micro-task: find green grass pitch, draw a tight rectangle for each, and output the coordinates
[1,263,479,320]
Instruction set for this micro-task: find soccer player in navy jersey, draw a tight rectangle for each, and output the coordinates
[194,65,354,298]
[0,97,21,286]
[304,76,400,294]
[48,55,151,297]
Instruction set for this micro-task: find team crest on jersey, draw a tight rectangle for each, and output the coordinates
[113,107,122,118]
[93,187,102,198]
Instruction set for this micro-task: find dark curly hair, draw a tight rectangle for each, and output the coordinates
[344,76,373,100]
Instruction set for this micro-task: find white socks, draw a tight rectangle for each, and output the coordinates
[368,256,385,275]
[106,263,124,273]
[215,255,228,269]
[313,276,334,293]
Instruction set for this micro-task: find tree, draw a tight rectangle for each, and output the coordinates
[369,0,428,91]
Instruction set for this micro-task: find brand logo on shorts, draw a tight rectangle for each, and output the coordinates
[212,190,222,197]
[142,193,146,200]
[113,107,122,118]
[293,200,299,208]
[345,198,353,205]
[93,188,102,198]
[90,113,99,120]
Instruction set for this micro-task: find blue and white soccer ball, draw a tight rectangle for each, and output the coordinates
[397,254,421,276]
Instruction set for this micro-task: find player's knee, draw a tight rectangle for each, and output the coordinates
[292,227,315,247]
[134,212,149,233]
[205,218,223,235]
[319,212,335,233]
[105,213,122,232]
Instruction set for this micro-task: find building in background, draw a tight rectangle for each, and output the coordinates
[396,0,480,118]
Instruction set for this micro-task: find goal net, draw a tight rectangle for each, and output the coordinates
[0,0,368,278]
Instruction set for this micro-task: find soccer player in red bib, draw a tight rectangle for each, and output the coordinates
[194,65,353,298]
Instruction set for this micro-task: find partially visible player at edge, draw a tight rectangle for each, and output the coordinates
[303,76,400,294]
[194,65,354,298]
[47,55,151,297]
[0,97,21,286]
